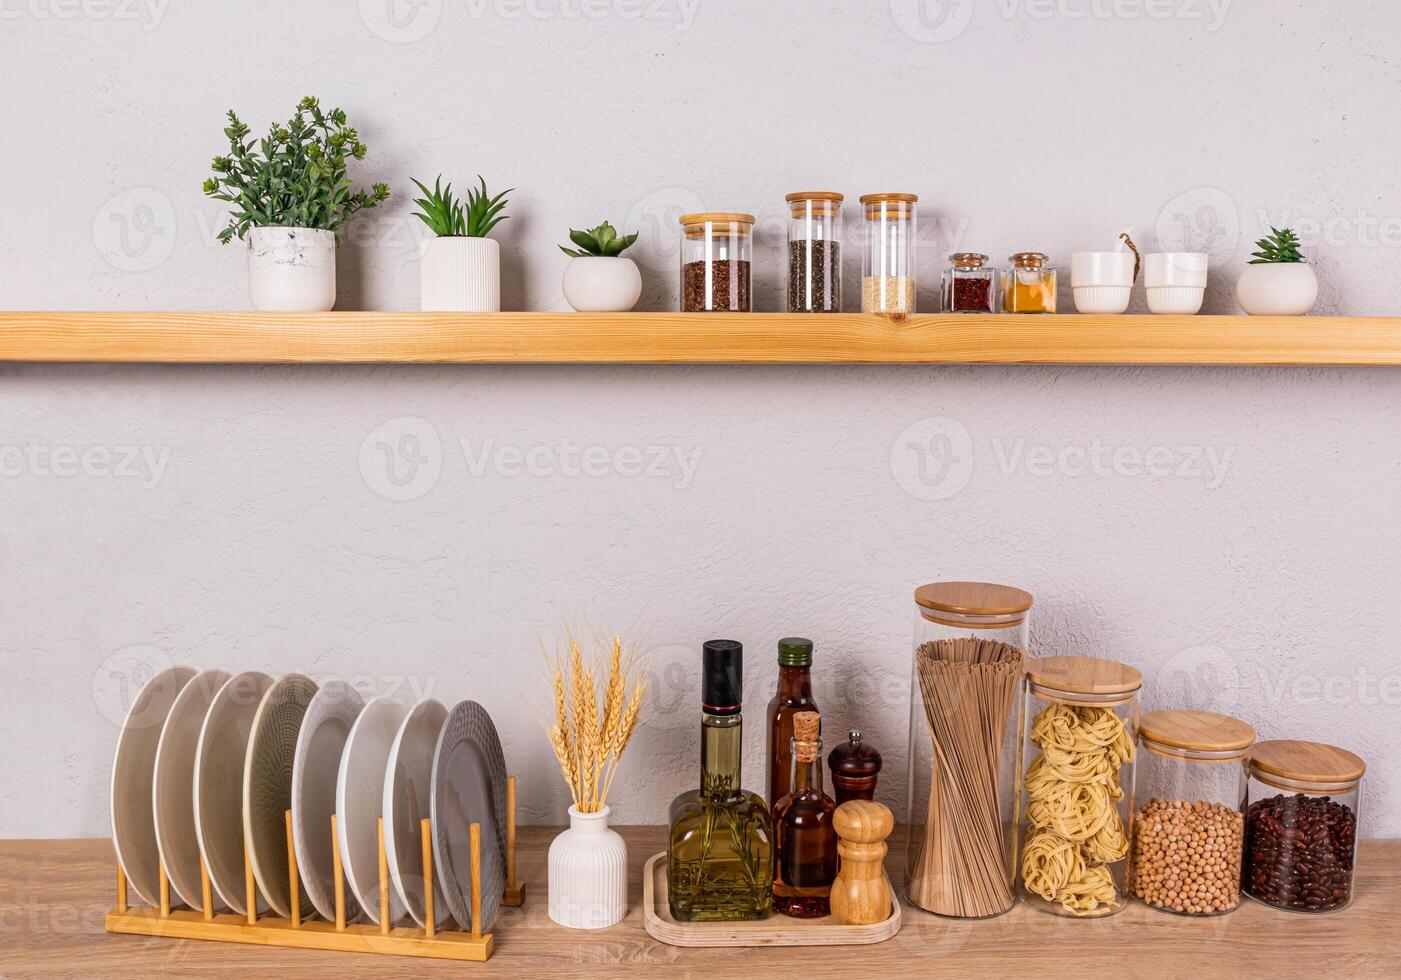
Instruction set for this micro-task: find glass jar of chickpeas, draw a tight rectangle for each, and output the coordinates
[1130,710,1255,916]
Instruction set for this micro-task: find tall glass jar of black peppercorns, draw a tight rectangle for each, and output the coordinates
[1243,739,1365,913]
[679,212,753,312]
[785,192,843,312]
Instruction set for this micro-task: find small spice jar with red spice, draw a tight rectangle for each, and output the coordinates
[941,253,998,313]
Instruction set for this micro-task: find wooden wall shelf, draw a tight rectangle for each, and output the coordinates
[2,311,1400,365]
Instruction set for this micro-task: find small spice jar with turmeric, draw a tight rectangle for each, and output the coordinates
[1003,251,1056,313]
[1130,710,1255,916]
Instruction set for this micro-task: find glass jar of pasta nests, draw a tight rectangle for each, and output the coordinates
[905,581,1032,919]
[1018,655,1141,917]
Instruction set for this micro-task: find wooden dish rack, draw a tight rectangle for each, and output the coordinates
[106,775,527,962]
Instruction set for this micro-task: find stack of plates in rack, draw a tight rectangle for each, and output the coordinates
[110,667,509,932]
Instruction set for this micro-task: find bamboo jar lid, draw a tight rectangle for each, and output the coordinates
[1250,739,1366,787]
[914,581,1033,617]
[1139,709,1256,754]
[859,192,918,205]
[1027,655,1142,697]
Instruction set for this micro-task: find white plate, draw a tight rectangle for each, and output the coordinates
[244,674,318,919]
[431,701,507,933]
[292,679,365,922]
[195,670,274,915]
[152,668,230,910]
[111,665,195,907]
[336,696,410,925]
[383,698,449,930]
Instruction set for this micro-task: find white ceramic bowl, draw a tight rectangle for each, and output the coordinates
[1071,252,1136,314]
[1236,263,1318,315]
[1144,252,1208,315]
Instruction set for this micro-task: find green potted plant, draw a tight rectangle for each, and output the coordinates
[558,222,641,312]
[204,96,389,312]
[412,175,511,312]
[1236,227,1317,315]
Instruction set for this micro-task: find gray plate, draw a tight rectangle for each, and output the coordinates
[430,701,507,933]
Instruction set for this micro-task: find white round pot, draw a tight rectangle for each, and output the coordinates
[1071,252,1136,314]
[1144,251,1208,315]
[562,256,642,312]
[420,237,500,312]
[247,227,335,312]
[547,805,627,929]
[1236,263,1318,316]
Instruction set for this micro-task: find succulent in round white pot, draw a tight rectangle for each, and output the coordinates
[413,175,512,312]
[204,96,390,312]
[559,221,642,312]
[1236,226,1318,316]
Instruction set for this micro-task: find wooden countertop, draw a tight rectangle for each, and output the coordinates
[4,830,1398,978]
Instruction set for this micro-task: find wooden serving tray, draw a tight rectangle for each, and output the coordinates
[641,852,901,947]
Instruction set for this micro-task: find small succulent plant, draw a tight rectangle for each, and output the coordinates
[411,174,512,238]
[1249,226,1306,264]
[559,221,638,258]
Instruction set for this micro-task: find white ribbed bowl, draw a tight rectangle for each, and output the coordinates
[1072,285,1132,314]
[547,804,627,929]
[1146,285,1205,315]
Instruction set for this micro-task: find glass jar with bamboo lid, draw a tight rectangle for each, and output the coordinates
[1003,251,1056,313]
[1018,655,1141,917]
[1242,739,1365,913]
[905,581,1031,918]
[1131,710,1255,916]
[860,193,917,314]
[785,192,843,312]
[678,212,754,312]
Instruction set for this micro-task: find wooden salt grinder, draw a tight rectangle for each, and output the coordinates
[828,800,894,926]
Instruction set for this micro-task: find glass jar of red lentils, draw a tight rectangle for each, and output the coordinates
[1130,710,1255,915]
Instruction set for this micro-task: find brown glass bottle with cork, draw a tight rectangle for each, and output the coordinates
[772,710,838,917]
[765,637,818,814]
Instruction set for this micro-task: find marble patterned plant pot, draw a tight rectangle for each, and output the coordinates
[247,226,336,312]
[547,804,627,929]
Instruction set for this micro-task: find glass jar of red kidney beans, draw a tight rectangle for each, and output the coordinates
[1242,739,1365,913]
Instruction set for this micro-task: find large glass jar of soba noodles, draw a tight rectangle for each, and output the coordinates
[1018,655,1141,917]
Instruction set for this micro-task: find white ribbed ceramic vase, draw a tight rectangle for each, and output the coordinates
[247,227,336,312]
[419,237,500,312]
[547,805,627,929]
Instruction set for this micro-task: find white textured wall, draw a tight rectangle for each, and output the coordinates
[2,1,1399,837]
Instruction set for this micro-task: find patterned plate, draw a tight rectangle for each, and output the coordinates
[243,674,318,919]
[194,671,274,915]
[111,666,195,906]
[292,679,365,922]
[152,668,230,909]
[431,701,507,933]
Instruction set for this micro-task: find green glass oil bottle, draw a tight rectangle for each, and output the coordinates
[667,639,774,921]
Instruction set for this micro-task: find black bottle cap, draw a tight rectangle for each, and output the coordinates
[777,637,813,667]
[702,639,743,715]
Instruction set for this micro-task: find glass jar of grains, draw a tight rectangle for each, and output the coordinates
[1131,710,1255,916]
[942,253,998,313]
[860,193,917,314]
[1003,251,1057,313]
[1243,739,1365,913]
[679,212,754,312]
[905,581,1031,918]
[1019,655,1140,918]
[786,192,843,312]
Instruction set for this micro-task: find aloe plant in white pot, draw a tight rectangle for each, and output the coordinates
[559,222,642,312]
[1236,226,1318,315]
[412,175,512,312]
[203,97,390,312]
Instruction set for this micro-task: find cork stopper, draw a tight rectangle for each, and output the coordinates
[794,710,821,762]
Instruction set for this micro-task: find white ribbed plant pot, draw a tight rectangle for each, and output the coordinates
[420,237,500,312]
[548,805,627,929]
[247,227,335,312]
[562,256,642,312]
[1236,263,1318,315]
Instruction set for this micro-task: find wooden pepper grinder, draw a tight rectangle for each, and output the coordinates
[828,799,894,925]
